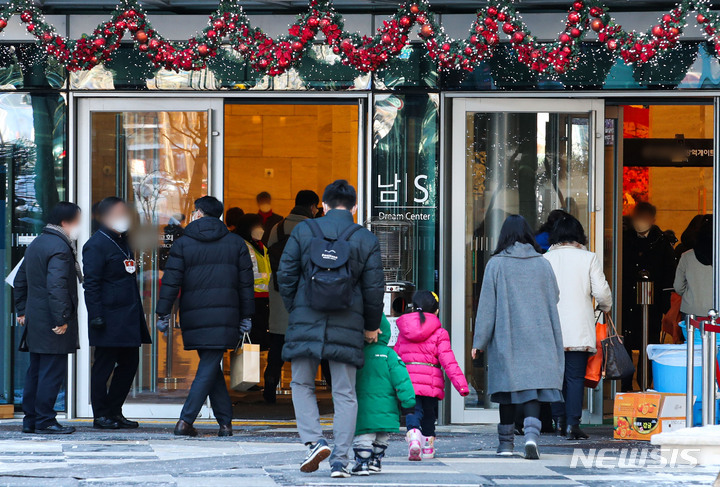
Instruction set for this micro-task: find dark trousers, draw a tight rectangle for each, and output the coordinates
[551,351,590,426]
[406,395,439,437]
[22,353,67,429]
[250,297,270,350]
[621,341,653,392]
[91,347,139,419]
[263,333,285,399]
[499,400,541,425]
[180,349,232,426]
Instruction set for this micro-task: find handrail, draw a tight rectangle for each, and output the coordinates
[686,311,719,428]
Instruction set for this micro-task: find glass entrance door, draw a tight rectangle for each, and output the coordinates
[75,97,223,418]
[449,98,605,423]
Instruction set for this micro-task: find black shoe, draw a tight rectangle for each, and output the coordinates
[555,417,567,437]
[218,424,233,437]
[263,388,277,404]
[174,419,198,437]
[93,416,120,429]
[22,425,35,434]
[36,423,75,435]
[112,414,139,429]
[566,424,589,440]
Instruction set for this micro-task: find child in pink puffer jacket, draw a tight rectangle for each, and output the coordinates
[394,291,469,461]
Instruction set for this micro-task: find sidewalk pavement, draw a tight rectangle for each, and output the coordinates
[0,420,718,486]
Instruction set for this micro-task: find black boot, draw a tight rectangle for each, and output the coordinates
[566,424,589,440]
[93,416,120,429]
[554,417,566,437]
[497,424,515,456]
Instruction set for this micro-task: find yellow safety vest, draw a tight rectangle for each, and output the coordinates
[246,241,271,293]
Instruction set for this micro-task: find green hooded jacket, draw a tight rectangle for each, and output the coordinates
[355,314,416,435]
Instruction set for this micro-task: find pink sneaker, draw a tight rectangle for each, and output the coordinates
[421,436,435,459]
[406,429,422,461]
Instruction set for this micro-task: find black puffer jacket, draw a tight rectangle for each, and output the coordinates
[156,217,255,350]
[277,209,385,368]
[14,227,80,355]
[82,226,151,348]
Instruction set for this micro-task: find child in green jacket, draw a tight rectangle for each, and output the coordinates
[352,314,416,476]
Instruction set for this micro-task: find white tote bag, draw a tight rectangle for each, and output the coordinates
[230,333,260,391]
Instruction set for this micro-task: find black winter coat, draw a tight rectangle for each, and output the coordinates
[14,227,80,355]
[82,227,151,348]
[622,225,677,348]
[277,209,385,368]
[156,217,255,350]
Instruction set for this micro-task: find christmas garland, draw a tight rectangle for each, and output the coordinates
[2,0,720,77]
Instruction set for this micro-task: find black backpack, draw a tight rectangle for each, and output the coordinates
[268,219,290,291]
[304,219,361,311]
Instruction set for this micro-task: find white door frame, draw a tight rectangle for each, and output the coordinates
[75,96,224,419]
[448,98,605,424]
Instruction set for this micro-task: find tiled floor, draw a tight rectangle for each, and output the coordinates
[0,421,717,486]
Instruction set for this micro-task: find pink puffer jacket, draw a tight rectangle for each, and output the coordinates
[394,312,469,400]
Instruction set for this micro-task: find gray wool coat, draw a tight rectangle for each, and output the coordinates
[472,242,565,397]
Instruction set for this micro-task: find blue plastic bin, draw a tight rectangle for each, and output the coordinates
[679,320,703,344]
[647,344,712,426]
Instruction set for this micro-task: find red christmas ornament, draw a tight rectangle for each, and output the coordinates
[591,19,604,32]
[697,14,707,24]
[127,9,137,18]
[409,4,420,14]
[668,26,680,37]
[662,14,674,23]
[416,14,427,24]
[570,27,581,37]
[213,19,225,30]
[441,43,450,52]
[26,23,34,32]
[420,24,433,38]
[341,38,354,50]
[116,21,126,30]
[652,25,664,37]
[20,11,33,23]
[559,33,571,44]
[497,12,506,22]
[258,58,269,68]
[307,16,319,28]
[487,7,498,18]
[198,44,209,56]
[573,1,583,11]
[93,38,105,47]
[590,7,603,17]
[291,40,303,51]
[399,16,412,28]
[568,12,580,24]
[138,43,149,52]
[207,29,217,38]
[512,31,525,43]
[607,39,618,50]
[0,19,6,30]
[90,56,98,64]
[464,46,473,55]
[502,23,514,34]
[149,39,160,49]
[487,33,499,45]
[135,30,148,43]
[381,34,392,44]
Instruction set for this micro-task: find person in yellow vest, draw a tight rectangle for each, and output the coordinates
[236,214,272,349]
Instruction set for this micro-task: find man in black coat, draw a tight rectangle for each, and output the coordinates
[622,202,677,391]
[277,180,384,478]
[156,196,255,437]
[14,202,83,435]
[83,197,151,430]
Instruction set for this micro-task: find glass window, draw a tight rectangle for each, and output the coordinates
[0,92,68,408]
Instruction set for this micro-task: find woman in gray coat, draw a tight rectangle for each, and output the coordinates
[472,215,564,460]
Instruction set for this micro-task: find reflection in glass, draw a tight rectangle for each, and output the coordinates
[465,111,590,409]
[91,111,208,403]
[0,93,67,408]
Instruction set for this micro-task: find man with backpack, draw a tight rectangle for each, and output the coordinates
[277,180,385,478]
[263,190,320,404]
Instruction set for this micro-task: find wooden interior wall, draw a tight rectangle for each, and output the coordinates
[224,104,359,217]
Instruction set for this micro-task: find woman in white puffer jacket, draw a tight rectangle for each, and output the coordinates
[544,214,612,440]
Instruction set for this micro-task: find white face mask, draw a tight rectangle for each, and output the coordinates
[251,227,264,241]
[67,225,81,241]
[109,217,130,234]
[258,203,272,213]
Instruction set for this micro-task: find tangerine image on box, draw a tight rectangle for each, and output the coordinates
[613,392,686,441]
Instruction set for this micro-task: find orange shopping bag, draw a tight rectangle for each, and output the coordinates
[585,313,608,389]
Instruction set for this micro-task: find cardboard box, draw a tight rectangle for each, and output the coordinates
[0,404,14,419]
[613,392,687,440]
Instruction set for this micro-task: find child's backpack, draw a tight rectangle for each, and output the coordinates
[304,219,361,311]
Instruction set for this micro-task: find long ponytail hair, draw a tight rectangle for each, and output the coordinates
[412,290,439,324]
